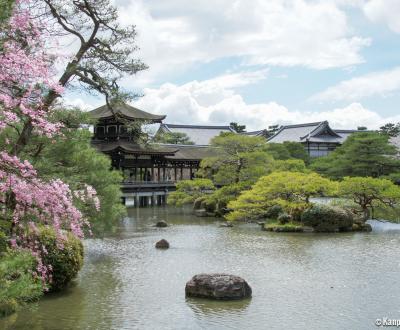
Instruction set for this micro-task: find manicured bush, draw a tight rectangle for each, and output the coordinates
[0,250,43,317]
[37,227,84,292]
[277,213,292,224]
[301,204,353,232]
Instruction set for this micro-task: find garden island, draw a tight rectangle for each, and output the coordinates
[1,1,400,329]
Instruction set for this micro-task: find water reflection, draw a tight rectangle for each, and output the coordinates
[2,206,400,330]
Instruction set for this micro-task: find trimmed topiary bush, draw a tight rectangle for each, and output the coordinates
[277,213,292,224]
[301,204,353,232]
[37,227,84,292]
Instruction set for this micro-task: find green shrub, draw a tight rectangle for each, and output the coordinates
[37,228,84,292]
[265,205,283,219]
[301,204,353,232]
[0,250,43,318]
[0,232,7,253]
[193,197,206,210]
[201,199,216,213]
[277,213,292,224]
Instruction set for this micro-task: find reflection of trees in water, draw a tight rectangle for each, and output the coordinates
[0,250,122,330]
[186,296,251,316]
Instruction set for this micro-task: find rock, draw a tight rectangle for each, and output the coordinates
[185,274,252,300]
[361,223,372,232]
[219,222,233,228]
[194,209,207,217]
[155,220,168,228]
[155,239,169,249]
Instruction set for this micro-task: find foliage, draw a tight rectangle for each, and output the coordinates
[229,122,246,133]
[265,205,283,219]
[201,181,252,216]
[380,123,400,137]
[154,132,194,145]
[198,133,274,185]
[0,232,7,253]
[301,204,353,232]
[0,0,14,24]
[168,179,215,207]
[226,171,336,221]
[338,177,400,222]
[32,109,126,235]
[277,213,292,224]
[0,250,43,317]
[265,142,309,163]
[35,227,84,292]
[272,159,307,172]
[311,132,400,179]
[0,0,100,284]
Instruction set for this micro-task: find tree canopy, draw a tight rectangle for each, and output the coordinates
[154,132,194,145]
[226,171,336,221]
[229,122,246,133]
[197,133,274,185]
[311,132,400,179]
[339,177,400,221]
[380,123,400,137]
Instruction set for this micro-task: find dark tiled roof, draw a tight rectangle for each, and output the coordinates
[92,140,177,155]
[88,103,166,122]
[267,121,362,144]
[154,143,218,160]
[158,124,235,145]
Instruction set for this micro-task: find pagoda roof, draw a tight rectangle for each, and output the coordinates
[155,144,218,160]
[157,123,235,145]
[88,103,166,122]
[92,140,177,155]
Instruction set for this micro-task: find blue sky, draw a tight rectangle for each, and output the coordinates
[68,0,400,131]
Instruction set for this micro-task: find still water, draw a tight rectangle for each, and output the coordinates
[2,207,400,330]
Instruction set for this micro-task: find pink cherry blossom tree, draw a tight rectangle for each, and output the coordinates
[0,0,99,284]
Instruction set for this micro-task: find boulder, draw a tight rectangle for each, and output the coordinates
[155,220,168,228]
[194,209,207,217]
[155,239,169,249]
[219,222,233,228]
[185,274,252,300]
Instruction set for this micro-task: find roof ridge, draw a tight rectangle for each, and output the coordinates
[163,123,233,129]
[281,121,323,129]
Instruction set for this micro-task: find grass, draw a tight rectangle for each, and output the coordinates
[263,221,306,232]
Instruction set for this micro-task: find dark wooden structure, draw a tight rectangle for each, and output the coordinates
[88,103,216,206]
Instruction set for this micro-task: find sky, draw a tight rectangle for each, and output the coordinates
[66,0,400,131]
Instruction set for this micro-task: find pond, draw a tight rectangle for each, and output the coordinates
[2,206,400,330]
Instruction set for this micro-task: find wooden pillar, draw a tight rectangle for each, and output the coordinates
[140,168,143,181]
[158,167,161,182]
[180,166,183,180]
[174,167,177,181]
[190,166,193,180]
[151,165,154,182]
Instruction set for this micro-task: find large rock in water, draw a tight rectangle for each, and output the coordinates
[155,220,168,228]
[155,239,169,249]
[185,274,252,300]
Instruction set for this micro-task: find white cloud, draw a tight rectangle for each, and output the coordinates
[363,0,400,33]
[310,67,400,102]
[115,0,370,85]
[133,72,400,130]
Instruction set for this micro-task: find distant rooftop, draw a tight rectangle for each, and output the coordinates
[157,123,235,145]
[267,121,362,144]
[88,103,166,122]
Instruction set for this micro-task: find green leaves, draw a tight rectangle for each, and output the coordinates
[311,132,400,179]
